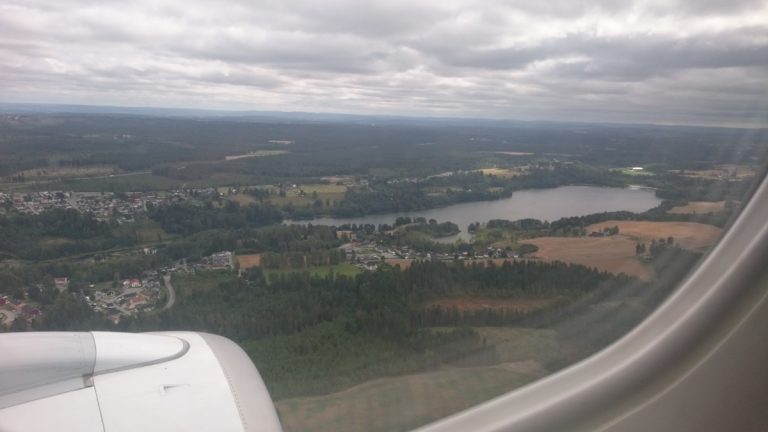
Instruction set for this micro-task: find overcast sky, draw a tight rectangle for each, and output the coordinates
[1,0,767,127]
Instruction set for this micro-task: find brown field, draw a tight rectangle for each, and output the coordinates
[668,201,726,214]
[587,220,722,252]
[384,258,413,269]
[522,221,722,280]
[523,236,654,280]
[427,296,564,313]
[678,164,756,180]
[237,254,262,269]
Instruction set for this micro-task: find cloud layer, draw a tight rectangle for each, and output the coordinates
[1,0,767,126]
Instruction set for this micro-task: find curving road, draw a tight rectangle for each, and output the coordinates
[162,274,176,310]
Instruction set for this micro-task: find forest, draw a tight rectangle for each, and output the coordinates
[2,245,699,399]
[0,208,135,260]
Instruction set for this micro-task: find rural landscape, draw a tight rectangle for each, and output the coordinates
[1,107,765,431]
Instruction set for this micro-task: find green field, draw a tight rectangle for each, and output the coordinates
[172,270,236,295]
[265,264,361,281]
[268,184,347,208]
[119,221,175,243]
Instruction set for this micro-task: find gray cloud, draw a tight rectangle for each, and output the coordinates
[0,0,766,127]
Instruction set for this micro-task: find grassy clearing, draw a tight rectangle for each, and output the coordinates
[265,264,361,281]
[268,184,347,208]
[668,201,726,214]
[38,236,74,247]
[57,173,182,192]
[275,326,555,432]
[110,221,174,244]
[226,193,258,205]
[474,327,558,363]
[477,167,526,178]
[224,150,288,160]
[478,151,535,157]
[172,270,235,295]
[611,167,654,176]
[427,297,566,314]
[277,366,537,432]
[14,165,118,179]
[135,223,174,243]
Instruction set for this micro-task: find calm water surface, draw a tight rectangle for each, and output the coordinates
[291,185,662,242]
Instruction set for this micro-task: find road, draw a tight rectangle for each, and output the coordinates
[162,275,176,310]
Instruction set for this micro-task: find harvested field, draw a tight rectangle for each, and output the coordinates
[587,220,721,252]
[384,258,413,269]
[427,296,564,314]
[522,221,721,280]
[668,201,726,214]
[237,254,261,269]
[523,236,653,281]
[678,164,755,180]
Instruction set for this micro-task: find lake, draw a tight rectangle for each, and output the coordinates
[290,185,662,242]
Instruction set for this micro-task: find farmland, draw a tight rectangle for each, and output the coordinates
[586,220,722,252]
[236,253,262,269]
[522,221,722,280]
[678,164,756,180]
[523,236,654,280]
[267,184,347,208]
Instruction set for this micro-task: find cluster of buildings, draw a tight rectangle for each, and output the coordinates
[0,191,163,223]
[0,296,41,327]
[88,272,163,323]
[0,187,235,222]
[186,251,234,273]
[339,233,519,272]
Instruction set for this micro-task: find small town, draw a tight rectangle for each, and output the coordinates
[0,186,256,219]
[0,249,239,327]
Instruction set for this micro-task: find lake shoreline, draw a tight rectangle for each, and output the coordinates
[287,185,663,242]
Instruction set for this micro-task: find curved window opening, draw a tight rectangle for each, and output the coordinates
[0,1,766,432]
